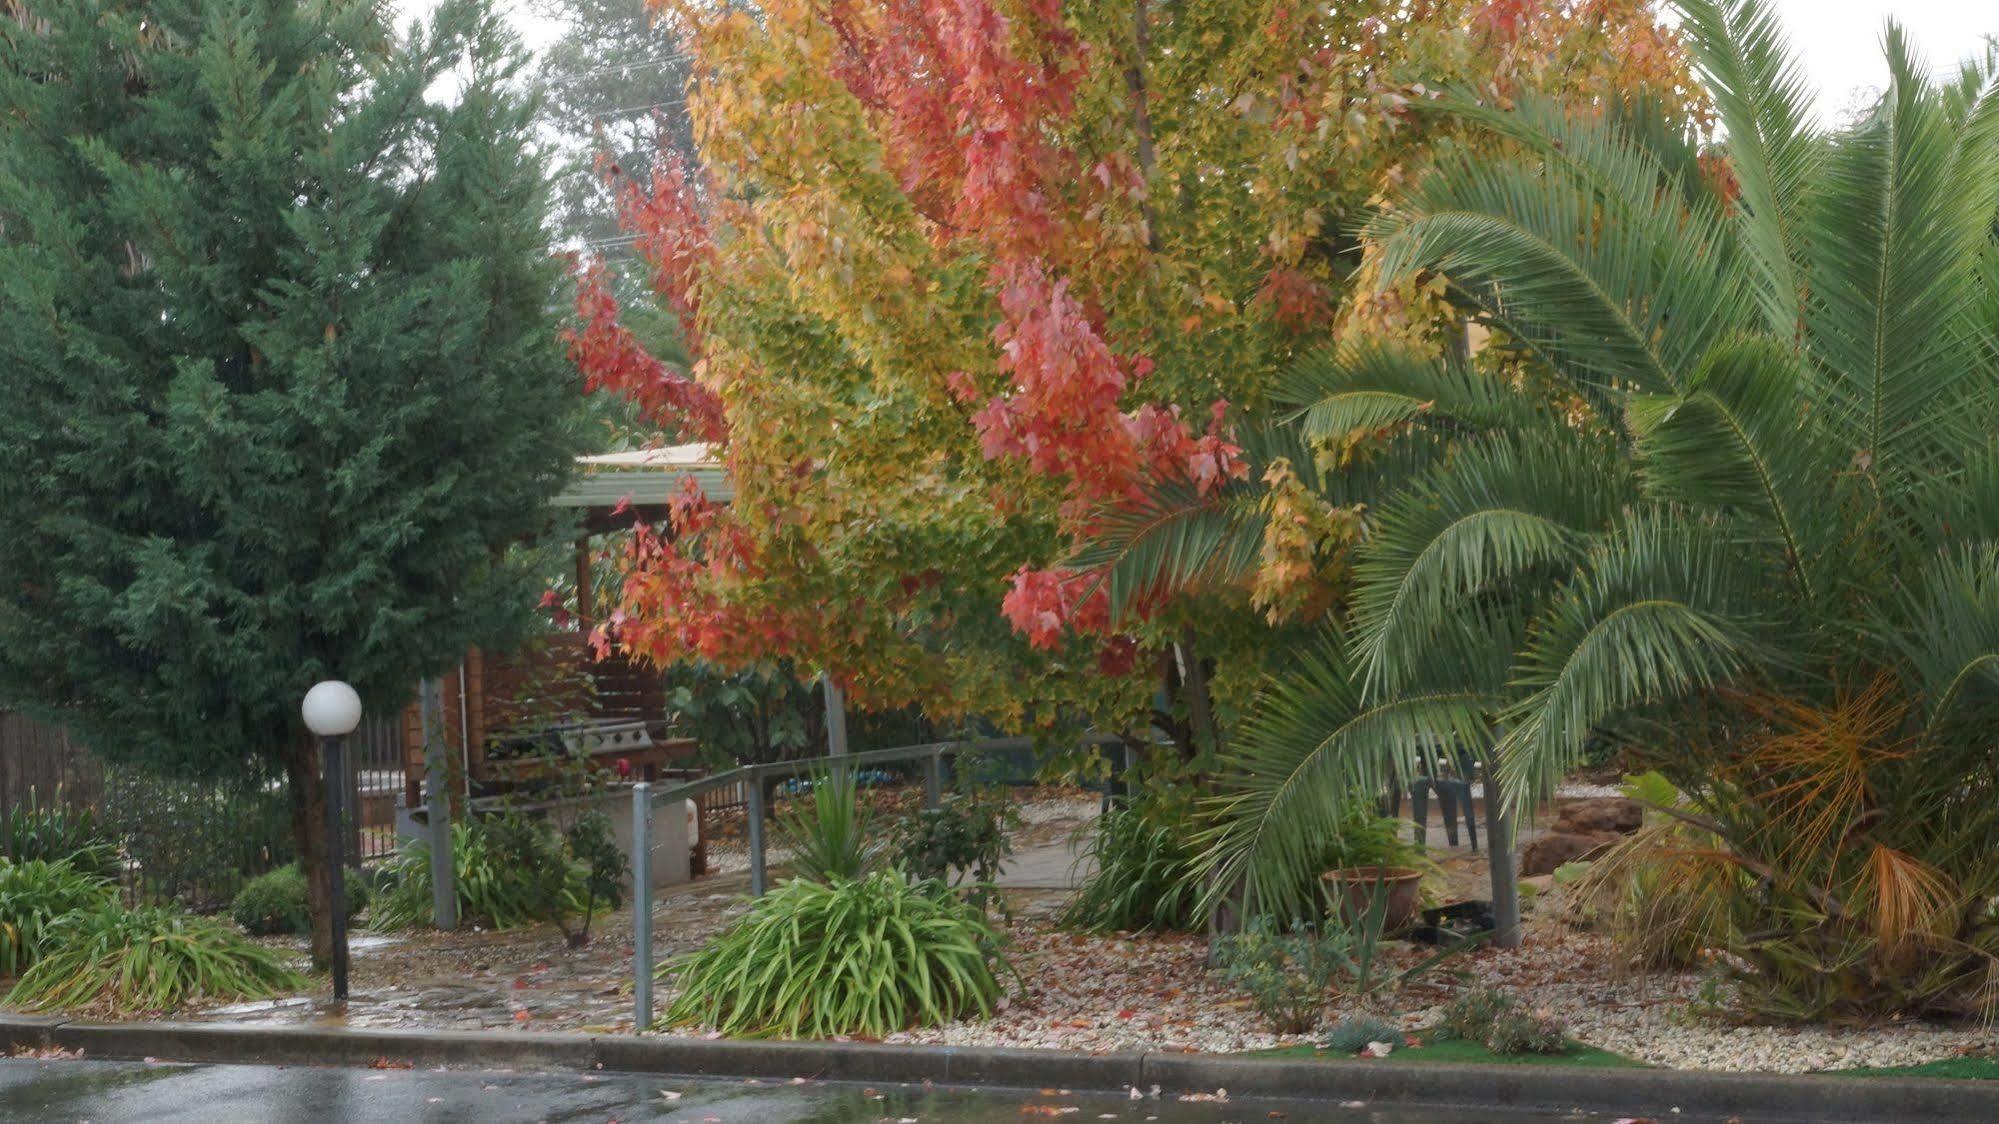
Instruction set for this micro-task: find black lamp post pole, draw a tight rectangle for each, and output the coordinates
[322,733,350,1000]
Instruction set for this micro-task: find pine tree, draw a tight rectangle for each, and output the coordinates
[0,0,582,964]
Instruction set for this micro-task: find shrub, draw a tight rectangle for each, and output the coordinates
[1214,918,1344,1034]
[1321,1013,1402,1054]
[776,768,882,883]
[6,902,303,1014]
[564,810,628,914]
[662,872,1010,1038]
[1218,893,1475,1035]
[0,859,117,977]
[1436,988,1515,1041]
[1567,777,1738,973]
[1061,805,1201,933]
[890,787,1017,902]
[0,792,120,882]
[228,864,369,938]
[1320,808,1423,873]
[1484,1009,1567,1056]
[373,814,594,934]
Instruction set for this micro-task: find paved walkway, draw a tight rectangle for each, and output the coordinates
[990,796,1517,892]
[995,834,1094,889]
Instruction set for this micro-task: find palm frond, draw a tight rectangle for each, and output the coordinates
[1675,0,1822,335]
[1368,126,1745,401]
[1068,478,1269,621]
[1441,88,1721,228]
[1498,510,1775,807]
[1275,340,1550,443]
[1888,543,1999,734]
[1805,26,1999,493]
[1193,629,1502,922]
[1349,429,1632,701]
[1625,332,1842,600]
[1067,419,1334,619]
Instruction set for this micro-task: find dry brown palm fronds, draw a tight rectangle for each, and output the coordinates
[1724,676,1916,874]
[1853,842,1960,966]
[1563,821,1742,972]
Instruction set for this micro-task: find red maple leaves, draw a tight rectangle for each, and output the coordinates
[588,479,795,667]
[616,150,712,353]
[574,0,1250,676]
[564,259,727,444]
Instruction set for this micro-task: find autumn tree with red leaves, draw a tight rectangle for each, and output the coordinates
[569,0,1700,755]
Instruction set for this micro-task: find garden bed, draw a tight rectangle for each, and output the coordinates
[150,783,1996,1079]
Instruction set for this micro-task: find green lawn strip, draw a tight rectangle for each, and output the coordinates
[1252,1035,1642,1068]
[1828,1057,1999,1080]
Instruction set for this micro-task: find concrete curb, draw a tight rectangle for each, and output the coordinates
[4,1015,1995,1122]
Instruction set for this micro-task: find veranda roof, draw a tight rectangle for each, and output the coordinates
[552,442,731,533]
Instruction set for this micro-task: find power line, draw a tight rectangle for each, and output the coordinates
[538,53,693,88]
[559,97,689,122]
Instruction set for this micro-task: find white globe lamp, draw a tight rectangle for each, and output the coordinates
[302,679,362,1001]
[302,680,363,738]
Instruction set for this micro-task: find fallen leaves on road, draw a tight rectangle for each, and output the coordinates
[4,1046,83,1060]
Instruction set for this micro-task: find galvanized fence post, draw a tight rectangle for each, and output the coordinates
[418,677,456,930]
[746,766,767,898]
[922,750,943,810]
[632,782,653,1032]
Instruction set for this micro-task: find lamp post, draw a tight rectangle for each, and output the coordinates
[302,679,362,1001]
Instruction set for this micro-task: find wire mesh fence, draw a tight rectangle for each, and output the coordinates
[100,766,295,911]
[1,708,407,911]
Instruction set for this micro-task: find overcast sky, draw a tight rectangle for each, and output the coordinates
[396,0,1998,126]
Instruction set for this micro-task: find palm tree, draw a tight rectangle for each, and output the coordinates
[1118,0,1999,1017]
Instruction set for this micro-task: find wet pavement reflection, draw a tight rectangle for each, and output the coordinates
[0,1058,1607,1122]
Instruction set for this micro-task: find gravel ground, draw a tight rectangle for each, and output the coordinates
[877,921,1996,1072]
[1446,932,1996,1073]
[183,785,1995,1074]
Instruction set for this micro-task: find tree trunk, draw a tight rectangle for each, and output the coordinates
[1482,754,1523,949]
[1123,0,1162,253]
[1178,626,1221,757]
[283,731,334,969]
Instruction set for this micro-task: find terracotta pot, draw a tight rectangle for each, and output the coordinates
[1321,865,1424,933]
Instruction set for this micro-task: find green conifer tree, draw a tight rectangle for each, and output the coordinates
[0,0,581,964]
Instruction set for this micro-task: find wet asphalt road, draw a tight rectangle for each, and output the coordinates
[0,1058,1582,1122]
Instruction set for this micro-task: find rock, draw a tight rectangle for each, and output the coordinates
[1549,797,1643,835]
[1518,874,1555,894]
[1519,830,1620,876]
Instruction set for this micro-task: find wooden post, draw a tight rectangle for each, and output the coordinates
[419,677,457,930]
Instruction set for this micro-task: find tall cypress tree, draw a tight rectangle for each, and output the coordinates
[0,0,582,963]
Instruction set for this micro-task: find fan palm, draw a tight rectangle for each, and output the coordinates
[1109,0,1999,1016]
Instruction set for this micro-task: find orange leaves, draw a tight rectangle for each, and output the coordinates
[1728,677,1915,871]
[589,480,794,668]
[1251,457,1362,624]
[1000,565,1109,650]
[1857,844,1956,966]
